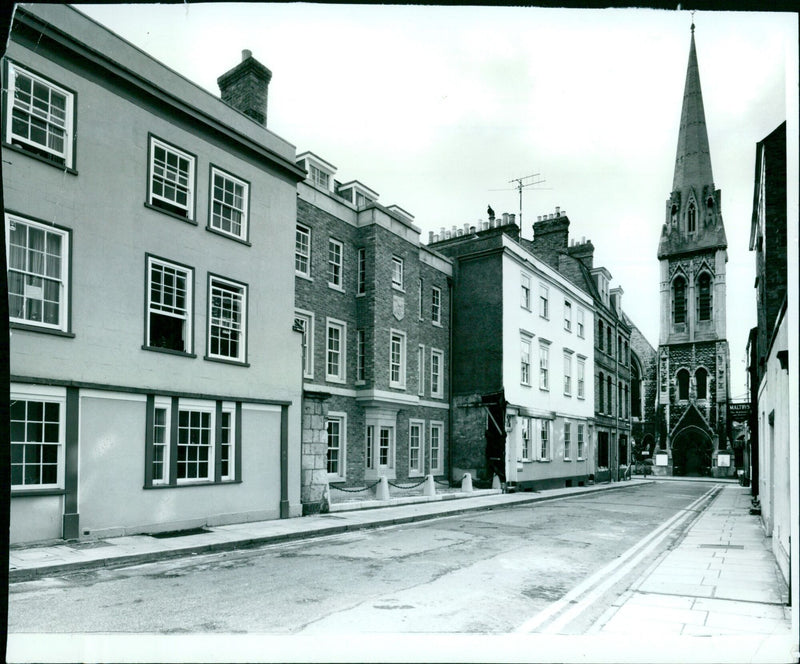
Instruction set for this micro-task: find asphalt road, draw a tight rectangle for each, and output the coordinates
[8,481,713,634]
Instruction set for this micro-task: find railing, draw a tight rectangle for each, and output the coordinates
[328,473,475,503]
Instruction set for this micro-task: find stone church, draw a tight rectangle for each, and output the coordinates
[654,24,733,477]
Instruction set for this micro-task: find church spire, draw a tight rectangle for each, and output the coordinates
[672,24,714,193]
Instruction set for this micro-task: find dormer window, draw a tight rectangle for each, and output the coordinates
[310,165,329,189]
[297,151,336,192]
[687,203,696,233]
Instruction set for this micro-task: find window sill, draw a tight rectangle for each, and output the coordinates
[432,321,443,328]
[537,459,551,463]
[142,345,197,358]
[392,285,405,293]
[355,379,366,386]
[326,376,347,385]
[205,226,251,246]
[10,322,75,338]
[389,383,406,391]
[144,479,242,489]
[564,458,572,462]
[144,202,197,225]
[296,272,313,282]
[11,488,66,497]
[328,284,345,293]
[3,142,78,174]
[430,393,444,400]
[356,292,366,298]
[204,355,250,367]
[328,477,347,484]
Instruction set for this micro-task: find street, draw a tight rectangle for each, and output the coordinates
[8,482,715,635]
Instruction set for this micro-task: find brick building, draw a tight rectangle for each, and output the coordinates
[4,6,306,544]
[293,153,452,512]
[430,214,595,491]
[523,211,635,483]
[748,121,789,583]
[655,24,733,477]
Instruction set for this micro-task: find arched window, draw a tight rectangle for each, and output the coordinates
[687,202,696,233]
[697,272,712,321]
[677,369,690,400]
[598,372,604,413]
[618,336,622,360]
[673,276,686,324]
[624,341,629,364]
[607,328,612,356]
[598,320,604,350]
[696,367,708,400]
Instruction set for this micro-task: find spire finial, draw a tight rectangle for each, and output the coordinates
[691,10,695,33]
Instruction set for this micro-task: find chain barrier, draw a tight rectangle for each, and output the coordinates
[387,478,428,490]
[434,479,452,487]
[329,479,381,493]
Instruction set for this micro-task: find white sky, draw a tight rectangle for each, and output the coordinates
[74,3,797,400]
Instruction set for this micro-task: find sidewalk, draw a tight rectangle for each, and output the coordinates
[9,478,652,582]
[593,484,793,641]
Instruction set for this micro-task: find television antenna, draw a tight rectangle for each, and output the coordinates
[489,173,549,227]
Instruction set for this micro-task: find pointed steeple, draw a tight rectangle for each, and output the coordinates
[672,24,714,193]
[658,23,726,259]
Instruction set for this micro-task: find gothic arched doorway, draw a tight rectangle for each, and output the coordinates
[671,427,713,476]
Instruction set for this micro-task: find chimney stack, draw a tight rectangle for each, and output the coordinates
[531,213,570,271]
[567,237,595,270]
[217,49,273,127]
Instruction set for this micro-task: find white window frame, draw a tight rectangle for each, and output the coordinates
[209,166,248,240]
[6,213,70,332]
[521,273,531,310]
[152,396,172,486]
[577,423,585,460]
[564,300,572,332]
[146,256,193,353]
[295,224,311,278]
[294,310,315,379]
[356,328,366,383]
[577,357,586,399]
[564,421,572,461]
[577,308,585,338]
[377,425,395,471]
[310,164,330,190]
[176,398,216,484]
[520,416,532,461]
[418,278,424,320]
[418,344,425,396]
[429,421,444,475]
[539,419,551,461]
[409,419,425,477]
[521,336,532,386]
[539,342,550,391]
[357,247,366,295]
[430,348,444,398]
[219,401,236,482]
[391,256,404,290]
[148,136,195,219]
[563,351,572,396]
[10,384,66,490]
[431,286,442,325]
[207,275,247,363]
[328,238,344,290]
[539,284,549,319]
[389,329,407,389]
[6,62,75,168]
[326,318,347,383]
[326,411,347,481]
[366,424,374,470]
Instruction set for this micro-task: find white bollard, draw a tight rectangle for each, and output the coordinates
[461,472,473,493]
[423,474,436,497]
[375,476,390,501]
[491,474,501,491]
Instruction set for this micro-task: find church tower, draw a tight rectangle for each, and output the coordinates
[655,24,732,477]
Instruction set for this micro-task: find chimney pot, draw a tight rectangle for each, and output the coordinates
[555,206,560,215]
[581,236,586,244]
[428,231,434,243]
[463,223,470,234]
[502,212,509,225]
[509,213,516,224]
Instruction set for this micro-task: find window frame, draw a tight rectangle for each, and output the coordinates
[328,237,344,290]
[429,421,444,475]
[10,385,67,491]
[672,275,687,325]
[418,278,424,320]
[563,351,572,396]
[295,224,312,278]
[577,424,585,460]
[6,212,72,334]
[294,310,315,379]
[697,271,713,322]
[146,134,197,221]
[326,411,347,481]
[409,419,425,477]
[431,286,442,326]
[564,300,572,332]
[151,396,172,486]
[391,256,404,291]
[539,419,551,461]
[539,284,549,320]
[430,348,444,398]
[208,165,250,242]
[577,307,585,338]
[175,399,216,484]
[326,318,347,383]
[564,421,572,461]
[521,335,532,386]
[539,342,550,391]
[418,344,425,396]
[521,273,532,310]
[356,328,366,383]
[577,357,586,399]
[4,61,76,170]
[357,247,366,295]
[206,273,248,365]
[144,254,195,356]
[389,329,407,389]
[520,416,532,461]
